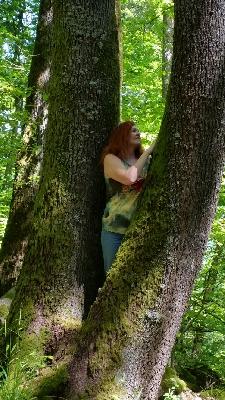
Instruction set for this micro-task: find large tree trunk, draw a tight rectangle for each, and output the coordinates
[67,1,225,399]
[5,0,121,395]
[0,0,52,295]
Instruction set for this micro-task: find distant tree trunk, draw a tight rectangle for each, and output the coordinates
[0,0,52,295]
[1,5,24,190]
[162,2,174,100]
[67,1,225,399]
[6,0,121,394]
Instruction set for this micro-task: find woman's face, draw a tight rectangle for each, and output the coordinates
[130,125,141,147]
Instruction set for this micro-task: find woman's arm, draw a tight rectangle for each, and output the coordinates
[104,139,157,185]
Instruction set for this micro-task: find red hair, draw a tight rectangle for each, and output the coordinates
[99,120,145,168]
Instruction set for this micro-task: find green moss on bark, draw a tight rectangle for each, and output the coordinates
[161,366,187,394]
[30,359,70,398]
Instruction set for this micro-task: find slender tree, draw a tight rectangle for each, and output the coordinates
[66,1,225,399]
[0,0,52,295]
[162,2,174,100]
[1,2,25,190]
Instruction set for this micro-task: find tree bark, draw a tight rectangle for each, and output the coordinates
[6,0,121,392]
[67,1,225,399]
[0,0,52,295]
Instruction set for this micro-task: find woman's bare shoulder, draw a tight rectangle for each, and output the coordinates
[103,153,129,182]
[104,153,122,165]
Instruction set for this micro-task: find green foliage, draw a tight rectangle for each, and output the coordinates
[121,0,173,136]
[163,387,181,400]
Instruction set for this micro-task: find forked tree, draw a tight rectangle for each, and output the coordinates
[3,1,225,400]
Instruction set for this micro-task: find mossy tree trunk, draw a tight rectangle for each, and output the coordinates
[66,1,225,399]
[0,0,52,295]
[6,0,121,381]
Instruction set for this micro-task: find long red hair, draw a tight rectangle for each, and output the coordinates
[99,121,145,168]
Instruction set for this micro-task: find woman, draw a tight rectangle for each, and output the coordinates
[99,120,157,273]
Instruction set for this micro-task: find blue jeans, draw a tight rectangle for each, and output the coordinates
[101,229,125,273]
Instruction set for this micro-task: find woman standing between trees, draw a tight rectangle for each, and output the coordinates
[99,121,157,273]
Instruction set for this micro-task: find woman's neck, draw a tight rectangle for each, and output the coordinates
[124,148,136,160]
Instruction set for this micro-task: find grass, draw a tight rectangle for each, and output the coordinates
[0,310,52,400]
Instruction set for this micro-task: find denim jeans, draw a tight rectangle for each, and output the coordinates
[101,229,125,273]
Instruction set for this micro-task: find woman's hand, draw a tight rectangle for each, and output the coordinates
[145,137,157,156]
